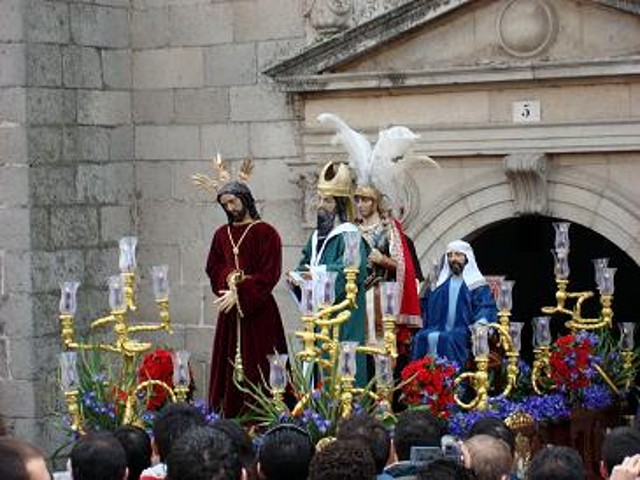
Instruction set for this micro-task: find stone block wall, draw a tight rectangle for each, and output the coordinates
[130,0,307,396]
[0,0,135,450]
[0,0,33,441]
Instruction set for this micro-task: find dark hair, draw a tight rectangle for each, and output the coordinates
[211,419,256,476]
[337,414,390,474]
[0,438,45,480]
[71,432,128,480]
[467,417,515,454]
[152,402,205,462]
[417,458,476,480]
[394,409,445,461]
[167,426,242,480]
[114,425,152,480]
[258,424,314,480]
[308,439,376,480]
[529,445,586,480]
[601,426,640,475]
[217,181,260,223]
[334,196,350,224]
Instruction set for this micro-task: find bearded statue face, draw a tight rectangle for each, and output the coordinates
[219,193,248,223]
[317,194,337,236]
[447,251,468,276]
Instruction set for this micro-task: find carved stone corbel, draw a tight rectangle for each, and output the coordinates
[307,0,353,39]
[504,152,548,215]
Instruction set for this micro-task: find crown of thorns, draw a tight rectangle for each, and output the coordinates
[191,154,254,197]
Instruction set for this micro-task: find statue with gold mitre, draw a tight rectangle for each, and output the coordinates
[315,114,424,359]
[290,159,370,386]
[193,155,288,418]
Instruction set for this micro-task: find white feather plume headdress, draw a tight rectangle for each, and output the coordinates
[316,112,437,211]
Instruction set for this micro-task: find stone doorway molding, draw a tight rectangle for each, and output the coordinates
[411,163,640,269]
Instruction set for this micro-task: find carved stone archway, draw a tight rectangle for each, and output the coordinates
[411,170,640,269]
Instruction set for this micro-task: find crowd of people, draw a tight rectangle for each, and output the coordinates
[2,404,640,480]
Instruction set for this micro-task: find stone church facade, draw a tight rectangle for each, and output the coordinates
[1,0,640,452]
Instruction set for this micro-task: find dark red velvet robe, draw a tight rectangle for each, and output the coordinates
[206,221,287,417]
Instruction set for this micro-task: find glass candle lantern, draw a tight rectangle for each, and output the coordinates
[592,258,609,289]
[171,350,191,388]
[59,281,81,315]
[599,267,616,295]
[300,280,315,315]
[470,323,490,358]
[619,322,635,351]
[380,281,399,317]
[553,222,571,251]
[497,280,515,311]
[118,236,138,273]
[374,353,394,389]
[552,249,570,280]
[313,271,337,309]
[339,341,359,378]
[533,316,552,347]
[508,322,524,352]
[107,275,126,312]
[150,265,170,301]
[59,351,79,391]
[267,353,288,391]
[342,231,361,268]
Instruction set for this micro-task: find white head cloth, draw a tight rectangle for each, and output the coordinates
[436,240,486,289]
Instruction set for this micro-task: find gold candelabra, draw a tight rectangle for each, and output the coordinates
[57,236,190,432]
[291,232,399,418]
[454,281,521,410]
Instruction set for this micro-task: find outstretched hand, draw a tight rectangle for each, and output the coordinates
[215,289,237,314]
[611,454,640,480]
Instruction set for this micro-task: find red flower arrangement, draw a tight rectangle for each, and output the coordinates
[549,332,599,397]
[138,349,195,410]
[400,356,459,418]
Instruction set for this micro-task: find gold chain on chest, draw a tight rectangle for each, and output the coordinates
[226,221,261,270]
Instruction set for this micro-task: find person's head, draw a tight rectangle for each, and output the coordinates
[70,432,128,480]
[462,434,512,480]
[393,409,445,462]
[167,426,244,480]
[316,194,350,235]
[0,438,50,480]
[113,425,152,480]
[152,402,206,462]
[315,161,355,230]
[417,458,476,480]
[435,240,486,289]
[466,417,515,456]
[600,426,640,478]
[354,185,382,221]
[217,181,260,224]
[257,424,314,480]
[447,250,468,276]
[337,414,390,474]
[211,420,256,475]
[308,439,376,480]
[529,445,585,480]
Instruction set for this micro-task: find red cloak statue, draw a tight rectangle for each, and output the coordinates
[206,221,287,417]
